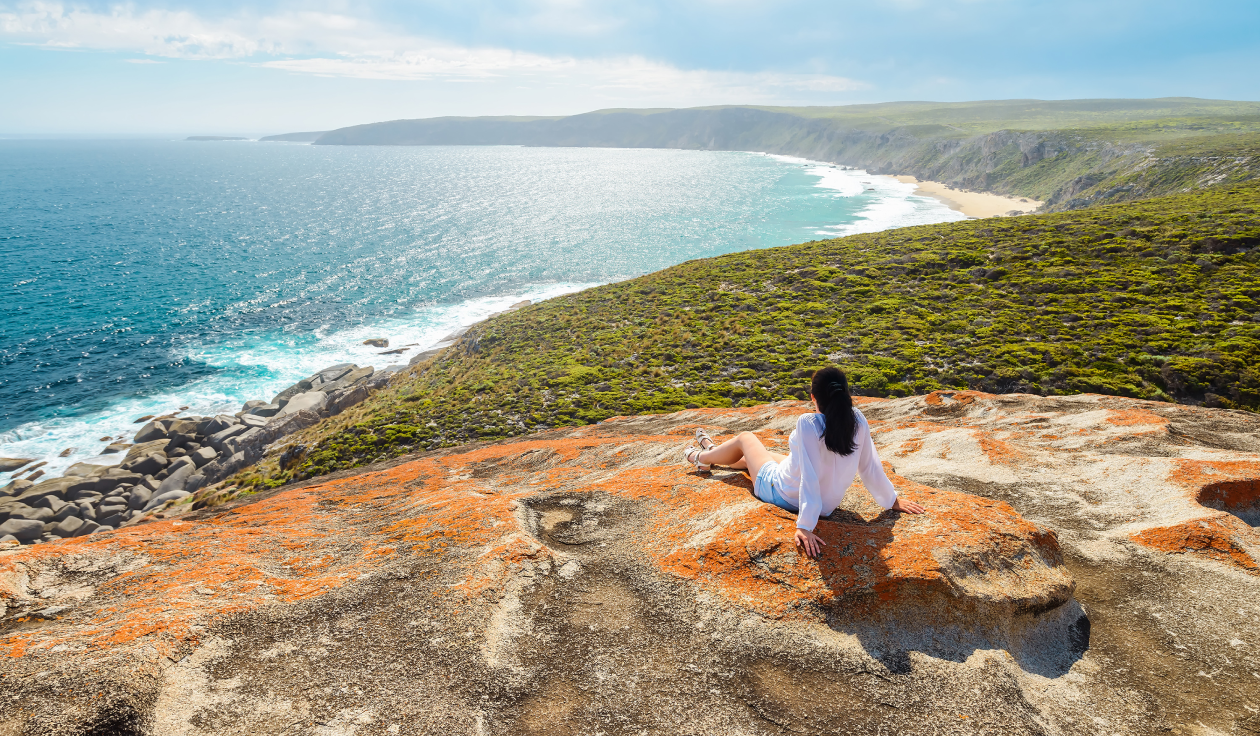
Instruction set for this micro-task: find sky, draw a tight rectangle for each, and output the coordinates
[1,0,1258,136]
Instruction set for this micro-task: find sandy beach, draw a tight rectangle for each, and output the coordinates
[893,175,1042,218]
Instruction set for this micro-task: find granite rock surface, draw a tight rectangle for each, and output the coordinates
[1,394,1258,734]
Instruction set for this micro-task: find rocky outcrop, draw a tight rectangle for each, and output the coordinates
[0,458,34,473]
[0,364,398,546]
[8,393,1260,733]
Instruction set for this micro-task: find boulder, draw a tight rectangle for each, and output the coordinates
[126,487,152,511]
[319,366,374,394]
[12,506,53,523]
[185,473,207,494]
[272,384,306,407]
[51,503,80,522]
[64,461,117,477]
[132,421,169,444]
[241,400,267,413]
[327,384,371,416]
[34,496,67,513]
[168,418,199,435]
[72,519,99,537]
[222,428,262,457]
[197,415,237,437]
[101,443,131,455]
[144,489,191,511]
[155,458,196,496]
[162,432,196,452]
[0,457,35,473]
[76,502,97,521]
[121,453,168,477]
[247,403,281,418]
[190,446,218,468]
[240,413,267,428]
[123,439,170,463]
[25,470,44,481]
[0,518,42,541]
[96,471,145,494]
[97,512,126,529]
[315,363,356,382]
[1,479,33,497]
[206,424,248,452]
[16,477,79,505]
[278,391,327,417]
[362,338,389,348]
[51,516,85,538]
[97,502,129,520]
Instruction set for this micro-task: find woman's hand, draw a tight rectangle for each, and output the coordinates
[892,497,926,514]
[795,528,826,559]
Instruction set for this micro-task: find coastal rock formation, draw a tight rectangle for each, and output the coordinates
[0,458,34,473]
[3,393,1257,733]
[0,364,399,546]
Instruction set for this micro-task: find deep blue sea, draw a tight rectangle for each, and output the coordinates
[0,141,963,479]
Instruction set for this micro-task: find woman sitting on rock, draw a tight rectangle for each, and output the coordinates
[684,366,925,558]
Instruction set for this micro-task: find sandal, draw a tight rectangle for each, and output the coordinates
[694,428,716,451]
[683,445,711,472]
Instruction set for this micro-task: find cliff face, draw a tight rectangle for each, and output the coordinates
[310,105,1260,211]
[2,392,1258,734]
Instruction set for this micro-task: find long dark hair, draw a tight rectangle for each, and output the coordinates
[810,367,857,456]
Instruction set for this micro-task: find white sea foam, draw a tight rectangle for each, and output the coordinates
[827,174,967,236]
[0,282,596,483]
[763,152,966,236]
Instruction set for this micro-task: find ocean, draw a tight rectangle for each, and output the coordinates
[0,141,964,480]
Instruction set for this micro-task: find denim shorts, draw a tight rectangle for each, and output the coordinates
[753,461,798,513]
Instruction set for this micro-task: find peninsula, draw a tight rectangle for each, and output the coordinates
[275,98,1260,213]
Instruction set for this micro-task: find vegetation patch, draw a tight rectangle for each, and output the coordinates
[291,182,1260,481]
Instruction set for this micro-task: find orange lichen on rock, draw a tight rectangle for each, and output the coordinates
[1105,408,1169,428]
[1132,516,1259,573]
[922,390,993,411]
[0,402,1075,665]
[643,470,1072,621]
[974,432,1029,466]
[1126,460,1260,573]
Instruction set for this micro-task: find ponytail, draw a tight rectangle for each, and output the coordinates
[810,367,857,456]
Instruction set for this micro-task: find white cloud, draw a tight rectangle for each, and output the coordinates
[0,1,868,98]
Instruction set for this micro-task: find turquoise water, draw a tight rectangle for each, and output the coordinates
[0,141,963,478]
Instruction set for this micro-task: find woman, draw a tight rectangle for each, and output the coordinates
[684,367,925,558]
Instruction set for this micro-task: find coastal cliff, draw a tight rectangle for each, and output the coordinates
[305,99,1260,211]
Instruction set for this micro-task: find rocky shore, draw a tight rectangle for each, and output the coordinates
[0,363,398,545]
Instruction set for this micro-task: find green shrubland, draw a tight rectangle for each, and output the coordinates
[293,182,1260,480]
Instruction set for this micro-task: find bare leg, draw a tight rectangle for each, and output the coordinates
[697,432,779,479]
[726,450,785,471]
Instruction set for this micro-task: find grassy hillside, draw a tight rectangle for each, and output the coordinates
[306,99,1260,211]
[276,182,1260,483]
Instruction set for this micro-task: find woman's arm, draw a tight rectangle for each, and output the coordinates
[794,415,825,533]
[856,413,924,514]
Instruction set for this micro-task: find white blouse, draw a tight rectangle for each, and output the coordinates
[774,410,898,531]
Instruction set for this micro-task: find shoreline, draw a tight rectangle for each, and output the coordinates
[892,175,1042,219]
